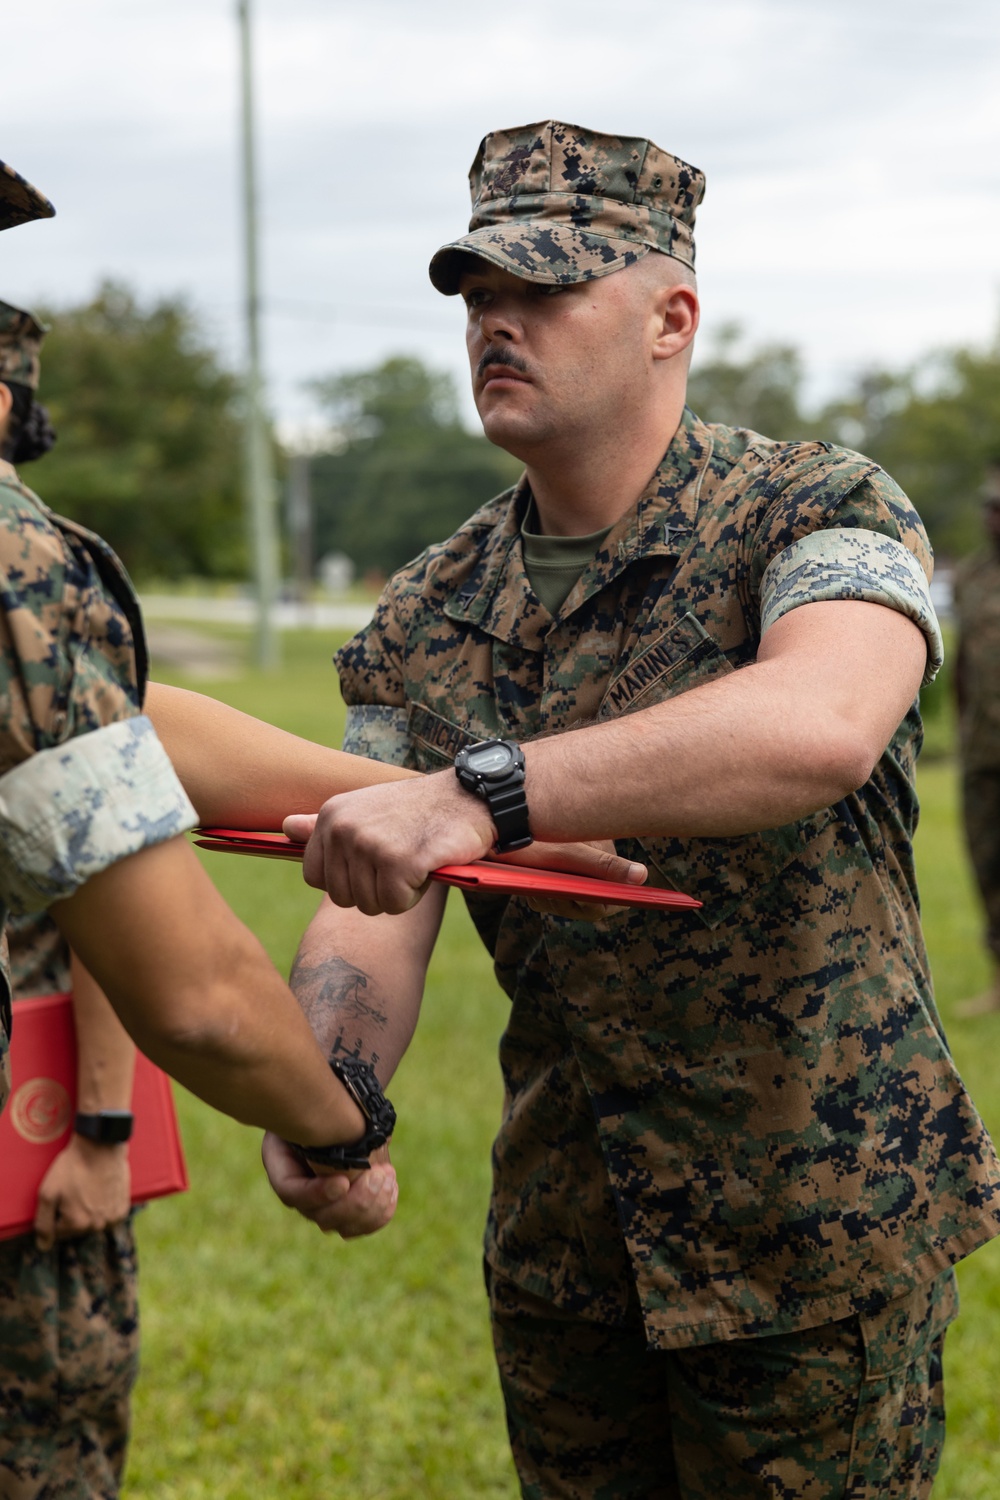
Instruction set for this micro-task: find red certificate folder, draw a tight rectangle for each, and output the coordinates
[0,992,189,1241]
[193,828,702,912]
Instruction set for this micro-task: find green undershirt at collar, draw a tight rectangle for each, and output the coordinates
[520,500,614,617]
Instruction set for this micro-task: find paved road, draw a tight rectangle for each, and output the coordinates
[141,579,954,634]
[139,594,374,631]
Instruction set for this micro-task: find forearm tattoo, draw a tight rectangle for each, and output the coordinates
[289,953,386,1069]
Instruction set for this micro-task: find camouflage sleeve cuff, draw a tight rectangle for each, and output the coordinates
[342,704,413,766]
[759,528,944,685]
[0,715,198,915]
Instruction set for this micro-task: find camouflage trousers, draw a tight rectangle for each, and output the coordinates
[0,1220,139,1500]
[961,767,1000,960]
[488,1265,958,1499]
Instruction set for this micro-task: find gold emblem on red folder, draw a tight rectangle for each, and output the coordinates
[10,1077,71,1144]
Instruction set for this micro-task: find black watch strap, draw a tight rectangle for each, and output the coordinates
[486,777,532,853]
[290,1057,396,1172]
[74,1110,134,1145]
[454,739,532,854]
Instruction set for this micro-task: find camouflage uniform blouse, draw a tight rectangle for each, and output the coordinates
[0,464,197,1114]
[338,409,1000,1350]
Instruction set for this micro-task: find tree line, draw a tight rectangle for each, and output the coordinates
[686,323,1000,560]
[27,283,247,580]
[20,282,1000,582]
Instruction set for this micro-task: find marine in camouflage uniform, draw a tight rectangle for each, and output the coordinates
[278,123,1000,1498]
[0,162,198,1124]
[0,149,403,1499]
[0,168,187,1499]
[0,289,197,1088]
[953,467,1000,1012]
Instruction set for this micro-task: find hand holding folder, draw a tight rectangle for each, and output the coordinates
[1,994,188,1242]
[193,829,702,912]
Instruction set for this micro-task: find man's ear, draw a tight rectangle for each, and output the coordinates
[0,383,13,424]
[651,284,699,363]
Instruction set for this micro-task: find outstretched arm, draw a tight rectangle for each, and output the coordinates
[287,892,444,1082]
[262,884,446,1235]
[145,681,414,827]
[50,837,369,1150]
[289,600,928,913]
[148,680,648,902]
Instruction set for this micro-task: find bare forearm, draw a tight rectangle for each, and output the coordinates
[69,952,136,1113]
[290,892,445,1087]
[51,840,365,1147]
[522,599,928,842]
[146,681,414,826]
[525,665,853,841]
[294,600,929,917]
[318,662,860,886]
[122,952,366,1146]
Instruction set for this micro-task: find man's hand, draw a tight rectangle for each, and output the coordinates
[33,1135,131,1250]
[504,837,647,919]
[285,772,497,915]
[284,775,647,918]
[261,1132,398,1238]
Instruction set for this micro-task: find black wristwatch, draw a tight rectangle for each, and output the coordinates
[291,1057,396,1172]
[454,739,532,854]
[74,1109,134,1145]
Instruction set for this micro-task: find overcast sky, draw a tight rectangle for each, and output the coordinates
[3,0,999,436]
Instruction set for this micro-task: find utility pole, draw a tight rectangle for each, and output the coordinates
[285,450,313,604]
[237,0,280,670]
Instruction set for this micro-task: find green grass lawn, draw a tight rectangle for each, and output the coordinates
[124,632,1000,1497]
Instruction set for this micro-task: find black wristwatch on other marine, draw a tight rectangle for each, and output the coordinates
[290,1056,396,1172]
[74,1109,134,1145]
[454,738,533,854]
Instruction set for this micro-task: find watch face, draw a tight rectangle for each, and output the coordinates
[466,742,513,776]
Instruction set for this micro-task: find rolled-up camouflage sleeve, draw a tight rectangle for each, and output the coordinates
[760,529,943,684]
[746,451,943,684]
[335,590,416,769]
[0,715,197,915]
[342,704,412,764]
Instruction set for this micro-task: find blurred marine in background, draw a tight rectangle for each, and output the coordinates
[953,461,1000,1016]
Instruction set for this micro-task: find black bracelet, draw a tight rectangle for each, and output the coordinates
[74,1110,134,1145]
[289,1057,396,1172]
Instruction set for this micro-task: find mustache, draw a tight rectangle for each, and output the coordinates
[476,345,531,380]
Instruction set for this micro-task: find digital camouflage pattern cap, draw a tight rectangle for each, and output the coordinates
[0,301,48,390]
[0,160,55,232]
[429,120,705,296]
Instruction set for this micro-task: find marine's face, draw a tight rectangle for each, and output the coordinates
[459,258,654,461]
